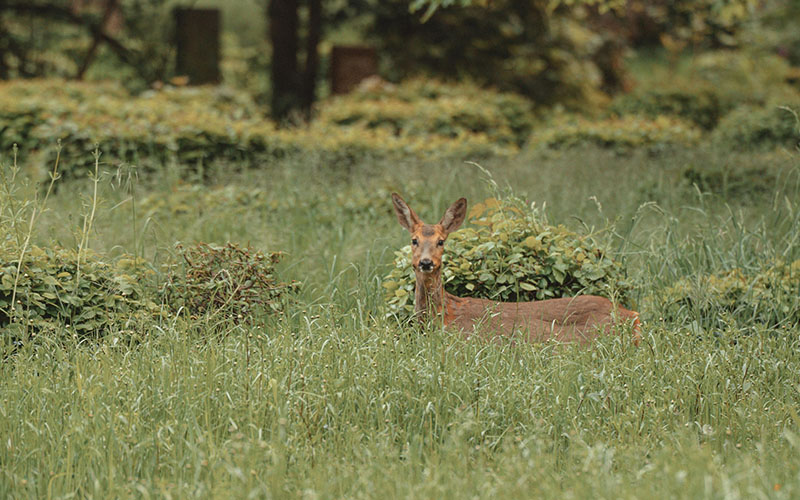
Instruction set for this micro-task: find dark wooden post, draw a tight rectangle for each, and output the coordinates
[330,45,378,95]
[174,8,221,85]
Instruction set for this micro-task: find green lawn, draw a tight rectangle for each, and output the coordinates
[2,145,799,498]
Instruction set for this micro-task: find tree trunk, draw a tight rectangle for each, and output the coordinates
[301,0,321,119]
[268,0,300,122]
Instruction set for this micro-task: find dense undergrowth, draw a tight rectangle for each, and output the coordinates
[0,79,522,181]
[2,47,800,498]
[1,140,799,497]
[2,48,798,183]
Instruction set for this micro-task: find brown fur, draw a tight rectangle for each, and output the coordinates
[391,193,641,346]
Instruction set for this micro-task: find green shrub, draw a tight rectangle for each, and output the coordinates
[609,87,732,130]
[0,79,518,182]
[382,197,631,318]
[0,246,158,341]
[370,1,623,109]
[689,51,797,106]
[320,78,537,147]
[650,260,800,329]
[632,50,798,107]
[681,163,778,199]
[712,103,800,151]
[529,115,701,152]
[740,0,800,67]
[163,243,299,322]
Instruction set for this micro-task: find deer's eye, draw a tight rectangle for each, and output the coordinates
[437,240,445,247]
[412,238,419,246]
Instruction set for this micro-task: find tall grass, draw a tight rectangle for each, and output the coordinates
[1,146,799,498]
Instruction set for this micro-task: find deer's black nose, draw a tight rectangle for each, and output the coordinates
[419,258,434,271]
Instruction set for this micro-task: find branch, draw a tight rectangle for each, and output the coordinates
[3,2,148,81]
[76,0,121,79]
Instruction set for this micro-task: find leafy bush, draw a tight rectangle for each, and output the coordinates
[739,0,800,67]
[0,246,158,340]
[529,115,701,152]
[712,103,800,151]
[163,243,299,321]
[681,163,779,199]
[651,260,800,329]
[688,51,797,106]
[621,0,761,48]
[320,78,536,147]
[627,50,798,119]
[383,197,631,318]
[370,0,622,109]
[609,87,732,130]
[0,79,516,180]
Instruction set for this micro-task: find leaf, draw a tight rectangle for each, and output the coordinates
[468,202,486,220]
[522,236,542,251]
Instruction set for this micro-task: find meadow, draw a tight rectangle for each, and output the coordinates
[2,133,799,498]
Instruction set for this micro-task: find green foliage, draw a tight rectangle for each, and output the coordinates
[408,0,623,20]
[627,50,797,113]
[609,87,732,130]
[530,115,701,152]
[683,163,779,202]
[163,242,299,321]
[0,246,158,340]
[0,79,516,181]
[0,0,175,85]
[372,1,621,109]
[740,0,800,66]
[651,260,800,329]
[712,103,800,151]
[623,0,760,48]
[1,108,800,498]
[320,78,536,148]
[687,50,797,106]
[383,196,631,317]
[617,50,799,138]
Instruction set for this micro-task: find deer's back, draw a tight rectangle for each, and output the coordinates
[444,293,638,344]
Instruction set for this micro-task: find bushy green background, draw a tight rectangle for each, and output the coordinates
[0,246,156,339]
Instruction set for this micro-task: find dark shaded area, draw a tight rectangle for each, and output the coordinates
[174,8,221,85]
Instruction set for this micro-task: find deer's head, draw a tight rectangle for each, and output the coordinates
[392,193,467,276]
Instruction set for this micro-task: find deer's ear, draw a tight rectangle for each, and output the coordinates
[440,197,467,235]
[392,193,421,233]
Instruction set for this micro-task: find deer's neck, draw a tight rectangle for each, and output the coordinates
[414,270,446,322]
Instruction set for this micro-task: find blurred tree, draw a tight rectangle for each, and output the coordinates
[408,0,624,20]
[368,0,629,107]
[623,0,760,49]
[360,0,764,107]
[0,0,173,85]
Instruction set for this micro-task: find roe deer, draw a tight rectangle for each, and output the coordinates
[391,193,641,345]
